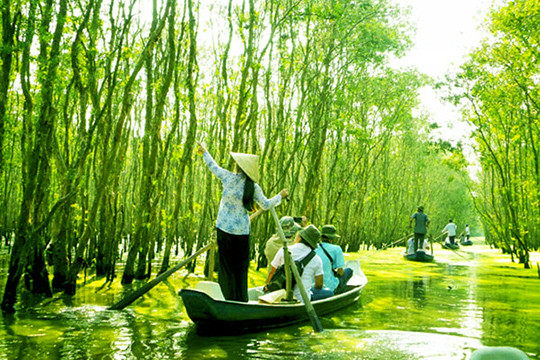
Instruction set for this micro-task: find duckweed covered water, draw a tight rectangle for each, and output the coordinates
[1,239,539,359]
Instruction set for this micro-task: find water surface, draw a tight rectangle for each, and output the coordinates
[1,240,539,359]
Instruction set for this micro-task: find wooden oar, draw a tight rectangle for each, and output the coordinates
[110,207,267,310]
[249,208,264,221]
[269,206,323,333]
[381,233,414,250]
[433,232,469,259]
[109,242,214,310]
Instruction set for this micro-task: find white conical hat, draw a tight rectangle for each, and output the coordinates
[230,152,260,182]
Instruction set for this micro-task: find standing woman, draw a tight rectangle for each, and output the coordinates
[197,143,288,302]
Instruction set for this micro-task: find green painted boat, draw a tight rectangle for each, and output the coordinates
[402,250,434,262]
[179,260,368,334]
[442,242,460,250]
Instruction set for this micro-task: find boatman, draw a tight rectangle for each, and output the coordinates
[409,206,430,252]
[197,142,288,302]
[442,219,458,246]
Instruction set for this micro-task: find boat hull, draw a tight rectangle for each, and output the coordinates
[442,243,460,250]
[403,250,434,262]
[179,284,364,333]
[180,261,367,334]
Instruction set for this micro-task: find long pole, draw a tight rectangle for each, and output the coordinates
[433,232,468,259]
[109,242,213,310]
[270,206,323,333]
[381,233,414,250]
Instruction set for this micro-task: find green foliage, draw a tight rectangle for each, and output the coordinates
[455,0,540,262]
[0,0,482,309]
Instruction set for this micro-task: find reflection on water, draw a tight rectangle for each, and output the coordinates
[0,243,539,359]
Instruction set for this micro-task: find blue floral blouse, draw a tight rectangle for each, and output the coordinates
[203,151,282,235]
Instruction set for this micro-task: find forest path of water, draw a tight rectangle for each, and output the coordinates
[0,238,539,359]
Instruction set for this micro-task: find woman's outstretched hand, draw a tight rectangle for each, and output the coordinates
[279,188,289,200]
[196,142,206,155]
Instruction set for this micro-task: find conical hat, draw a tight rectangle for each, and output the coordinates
[230,152,260,182]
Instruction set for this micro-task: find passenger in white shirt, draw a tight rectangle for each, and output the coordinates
[266,225,333,302]
[407,238,430,254]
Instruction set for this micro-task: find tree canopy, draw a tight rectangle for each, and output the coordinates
[454,0,540,267]
[0,0,483,312]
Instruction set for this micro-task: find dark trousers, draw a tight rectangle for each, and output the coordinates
[413,232,425,252]
[449,235,456,245]
[216,228,250,302]
[334,267,354,295]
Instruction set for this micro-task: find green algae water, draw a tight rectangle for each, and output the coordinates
[1,238,539,359]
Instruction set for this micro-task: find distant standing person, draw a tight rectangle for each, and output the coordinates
[409,206,430,252]
[465,224,470,241]
[443,220,458,245]
[197,143,288,302]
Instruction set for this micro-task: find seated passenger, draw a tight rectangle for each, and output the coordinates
[315,225,353,296]
[266,225,332,302]
[264,216,300,273]
[407,237,430,254]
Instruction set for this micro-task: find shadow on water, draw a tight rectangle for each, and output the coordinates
[179,321,484,359]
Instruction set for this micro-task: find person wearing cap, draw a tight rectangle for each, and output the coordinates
[197,143,288,302]
[315,225,353,295]
[264,216,301,273]
[266,224,333,302]
[409,206,430,252]
[442,219,458,245]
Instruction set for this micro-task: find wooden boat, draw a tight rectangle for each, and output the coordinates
[442,242,460,250]
[403,250,434,262]
[460,239,473,246]
[179,260,368,334]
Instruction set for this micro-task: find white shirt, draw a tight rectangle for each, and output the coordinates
[407,238,430,254]
[443,222,458,237]
[271,243,323,302]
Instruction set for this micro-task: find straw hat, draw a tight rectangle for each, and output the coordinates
[230,152,260,182]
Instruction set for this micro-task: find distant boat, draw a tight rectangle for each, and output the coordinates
[460,239,473,246]
[403,250,434,262]
[179,260,368,334]
[442,241,460,250]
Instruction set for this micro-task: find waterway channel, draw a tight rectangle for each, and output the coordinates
[0,238,539,359]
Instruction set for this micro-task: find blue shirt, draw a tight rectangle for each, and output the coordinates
[203,151,282,235]
[315,242,345,292]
